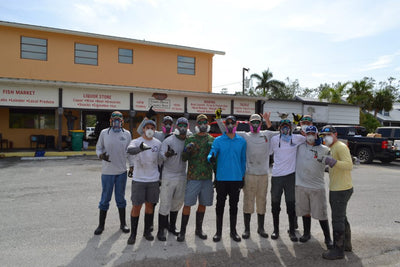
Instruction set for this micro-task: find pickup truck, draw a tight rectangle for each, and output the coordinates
[333,125,399,164]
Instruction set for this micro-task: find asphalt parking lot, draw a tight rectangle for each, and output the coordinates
[0,156,399,267]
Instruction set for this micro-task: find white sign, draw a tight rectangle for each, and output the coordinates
[234,100,255,115]
[187,97,231,114]
[0,85,58,107]
[133,93,184,113]
[63,88,130,109]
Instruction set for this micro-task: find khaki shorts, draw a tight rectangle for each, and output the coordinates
[158,178,186,215]
[243,174,268,214]
[295,185,328,220]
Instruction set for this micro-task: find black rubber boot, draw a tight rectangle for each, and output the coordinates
[257,214,269,238]
[157,214,168,241]
[118,208,130,233]
[195,212,207,240]
[168,211,179,236]
[127,216,139,245]
[143,213,154,241]
[320,220,333,249]
[230,214,241,242]
[344,219,352,252]
[299,216,311,243]
[177,214,189,242]
[288,214,298,242]
[149,210,154,232]
[271,212,280,240]
[213,212,223,242]
[94,209,107,235]
[242,213,251,239]
[322,231,345,260]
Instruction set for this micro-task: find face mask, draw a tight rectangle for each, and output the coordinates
[111,119,122,132]
[281,134,292,143]
[250,122,261,133]
[280,126,290,135]
[324,135,334,146]
[162,125,172,134]
[199,124,208,133]
[145,129,154,139]
[178,127,187,136]
[301,125,308,132]
[226,123,236,134]
[306,135,316,144]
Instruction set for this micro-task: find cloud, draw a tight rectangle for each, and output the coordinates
[361,51,400,71]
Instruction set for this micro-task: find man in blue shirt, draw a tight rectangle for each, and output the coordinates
[208,115,246,242]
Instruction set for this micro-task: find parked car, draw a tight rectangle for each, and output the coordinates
[376,127,400,149]
[331,125,399,164]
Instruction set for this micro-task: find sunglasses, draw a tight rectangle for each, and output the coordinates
[177,123,187,128]
[225,122,235,126]
[250,121,261,125]
[198,120,208,125]
[111,113,123,118]
[280,119,291,124]
[301,117,312,122]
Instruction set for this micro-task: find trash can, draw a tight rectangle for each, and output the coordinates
[70,130,84,151]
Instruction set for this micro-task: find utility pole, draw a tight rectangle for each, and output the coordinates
[242,68,249,94]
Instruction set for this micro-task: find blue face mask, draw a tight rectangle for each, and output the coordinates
[281,133,292,142]
[111,119,122,132]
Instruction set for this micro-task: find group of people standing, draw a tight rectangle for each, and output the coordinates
[93,109,354,260]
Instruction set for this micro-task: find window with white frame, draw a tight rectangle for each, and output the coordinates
[177,56,195,75]
[20,36,47,61]
[119,48,133,64]
[75,43,98,65]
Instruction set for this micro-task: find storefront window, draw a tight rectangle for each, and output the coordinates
[9,109,55,129]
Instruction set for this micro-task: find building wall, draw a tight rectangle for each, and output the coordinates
[0,25,213,93]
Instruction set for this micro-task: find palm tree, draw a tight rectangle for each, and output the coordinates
[318,82,349,103]
[371,89,394,117]
[250,69,285,97]
[347,78,374,111]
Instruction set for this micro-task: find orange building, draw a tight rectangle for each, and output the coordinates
[0,21,261,150]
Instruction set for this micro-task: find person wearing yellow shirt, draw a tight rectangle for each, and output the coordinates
[319,125,353,260]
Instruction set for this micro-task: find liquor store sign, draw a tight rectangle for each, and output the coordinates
[0,85,58,107]
[63,88,130,110]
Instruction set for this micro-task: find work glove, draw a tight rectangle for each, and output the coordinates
[315,136,322,146]
[139,142,152,151]
[146,106,156,118]
[128,166,133,177]
[184,142,196,153]
[99,152,110,162]
[215,108,222,119]
[165,145,177,158]
[323,156,337,168]
[209,152,217,165]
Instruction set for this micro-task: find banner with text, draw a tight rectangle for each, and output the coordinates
[133,93,184,113]
[187,97,231,115]
[233,100,255,116]
[63,88,130,110]
[0,84,58,107]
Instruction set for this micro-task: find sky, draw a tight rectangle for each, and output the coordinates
[1,0,400,94]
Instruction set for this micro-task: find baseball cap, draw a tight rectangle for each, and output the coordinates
[176,117,188,126]
[196,114,208,122]
[225,115,237,124]
[249,114,261,122]
[163,116,173,123]
[143,119,156,128]
[305,125,318,134]
[320,125,337,134]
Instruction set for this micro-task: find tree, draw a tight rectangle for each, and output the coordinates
[250,68,285,97]
[318,82,349,103]
[346,77,374,111]
[371,88,394,117]
[268,77,300,99]
[360,111,381,133]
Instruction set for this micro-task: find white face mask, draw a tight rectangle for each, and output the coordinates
[306,135,316,144]
[324,135,334,146]
[145,129,154,139]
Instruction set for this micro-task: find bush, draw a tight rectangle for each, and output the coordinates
[360,112,381,133]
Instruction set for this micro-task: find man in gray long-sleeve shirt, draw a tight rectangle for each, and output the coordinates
[94,111,132,236]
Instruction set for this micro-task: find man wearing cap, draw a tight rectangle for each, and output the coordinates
[126,119,162,245]
[156,117,190,241]
[94,111,132,236]
[177,114,214,242]
[270,118,306,242]
[320,125,353,260]
[208,115,246,242]
[295,125,333,248]
[215,110,278,239]
[138,107,174,142]
[299,115,313,135]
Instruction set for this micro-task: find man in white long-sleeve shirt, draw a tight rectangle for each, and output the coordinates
[156,117,189,241]
[94,111,131,236]
[126,119,162,245]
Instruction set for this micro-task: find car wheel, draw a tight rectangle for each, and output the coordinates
[357,147,373,164]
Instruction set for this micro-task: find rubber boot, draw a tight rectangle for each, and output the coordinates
[149,210,154,232]
[168,211,179,236]
[177,214,189,242]
[127,216,139,245]
[195,212,207,240]
[257,214,269,238]
[157,214,168,241]
[344,219,352,252]
[230,214,241,242]
[288,214,298,242]
[213,212,223,242]
[322,231,345,260]
[319,220,333,249]
[242,213,251,239]
[94,209,107,235]
[271,212,280,240]
[299,216,311,242]
[143,213,154,241]
[118,208,130,233]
